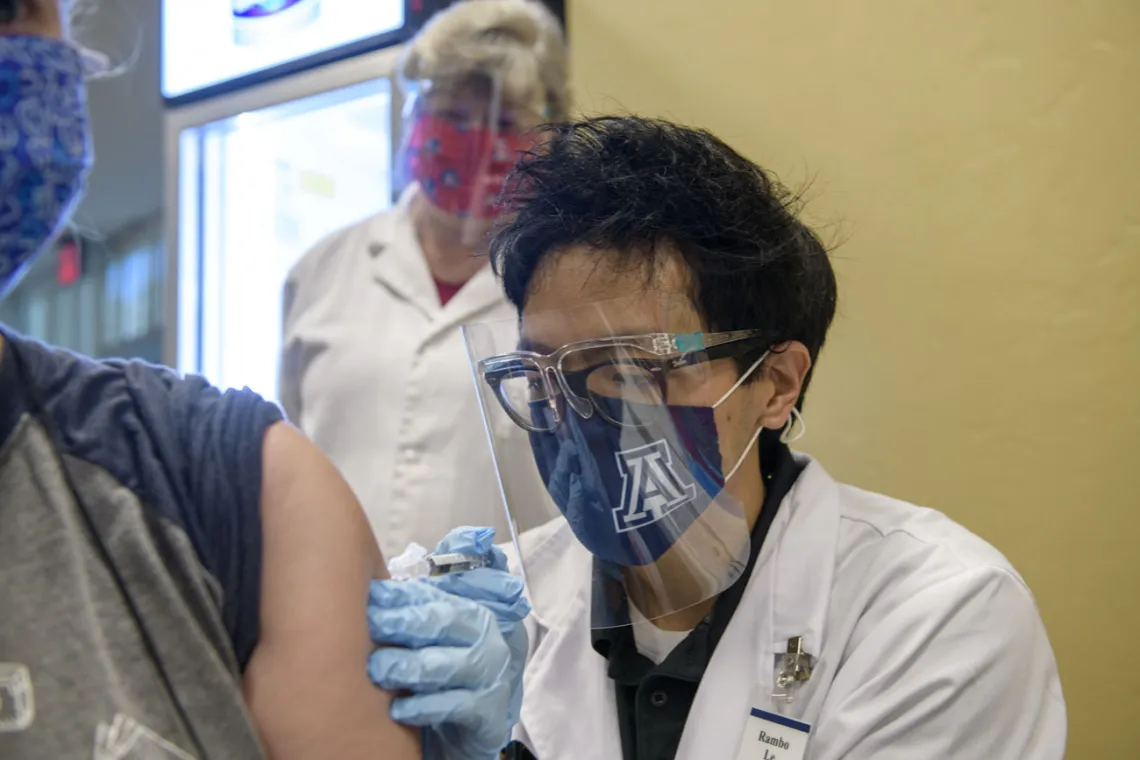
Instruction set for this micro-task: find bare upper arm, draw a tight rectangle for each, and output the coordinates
[242,422,420,760]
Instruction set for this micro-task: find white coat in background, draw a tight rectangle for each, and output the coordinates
[279,187,544,557]
[508,454,1067,760]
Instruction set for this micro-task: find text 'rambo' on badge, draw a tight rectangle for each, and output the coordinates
[735,708,810,760]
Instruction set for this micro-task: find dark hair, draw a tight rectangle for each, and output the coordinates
[490,116,838,403]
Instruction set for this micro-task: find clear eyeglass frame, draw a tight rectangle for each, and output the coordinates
[478,329,769,433]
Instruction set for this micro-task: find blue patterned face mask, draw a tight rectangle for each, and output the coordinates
[529,397,733,567]
[0,35,93,300]
[528,350,770,567]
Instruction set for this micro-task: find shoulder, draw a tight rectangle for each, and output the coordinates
[787,457,1029,611]
[803,469,1065,755]
[4,331,285,668]
[824,473,1063,694]
[284,208,398,303]
[834,479,1027,592]
[9,331,281,527]
[797,457,1056,670]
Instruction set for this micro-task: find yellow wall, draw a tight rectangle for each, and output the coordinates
[569,0,1140,756]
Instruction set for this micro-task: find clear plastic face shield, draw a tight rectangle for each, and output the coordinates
[395,72,542,246]
[464,295,773,628]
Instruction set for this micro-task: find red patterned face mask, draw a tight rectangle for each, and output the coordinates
[402,114,533,219]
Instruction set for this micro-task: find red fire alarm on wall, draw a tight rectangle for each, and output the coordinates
[56,237,83,286]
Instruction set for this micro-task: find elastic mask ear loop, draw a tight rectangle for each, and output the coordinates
[712,350,769,409]
[780,407,807,444]
[714,350,770,484]
[723,423,766,484]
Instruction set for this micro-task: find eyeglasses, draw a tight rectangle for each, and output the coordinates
[478,330,768,433]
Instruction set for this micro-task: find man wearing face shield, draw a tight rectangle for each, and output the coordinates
[0,2,529,759]
[464,116,1067,760]
[279,0,568,559]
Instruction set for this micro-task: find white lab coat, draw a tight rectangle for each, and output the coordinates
[279,187,542,557]
[508,454,1067,760]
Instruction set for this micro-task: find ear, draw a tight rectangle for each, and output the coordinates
[757,342,811,430]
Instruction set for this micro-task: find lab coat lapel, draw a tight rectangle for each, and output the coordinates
[521,615,622,760]
[517,533,624,760]
[673,455,840,760]
[424,263,509,343]
[769,457,839,663]
[370,186,511,333]
[368,187,438,320]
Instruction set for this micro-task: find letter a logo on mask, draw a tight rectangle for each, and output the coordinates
[613,440,697,534]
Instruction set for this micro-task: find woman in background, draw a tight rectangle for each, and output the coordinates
[279,0,570,558]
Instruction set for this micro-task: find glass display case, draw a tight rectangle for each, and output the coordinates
[173,78,393,402]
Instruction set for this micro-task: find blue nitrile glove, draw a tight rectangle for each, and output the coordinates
[368,527,530,760]
[422,526,530,730]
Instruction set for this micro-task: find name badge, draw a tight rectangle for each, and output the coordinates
[735,708,811,760]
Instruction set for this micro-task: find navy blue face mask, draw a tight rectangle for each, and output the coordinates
[529,397,747,567]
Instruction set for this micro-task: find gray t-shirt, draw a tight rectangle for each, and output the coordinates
[0,328,282,758]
